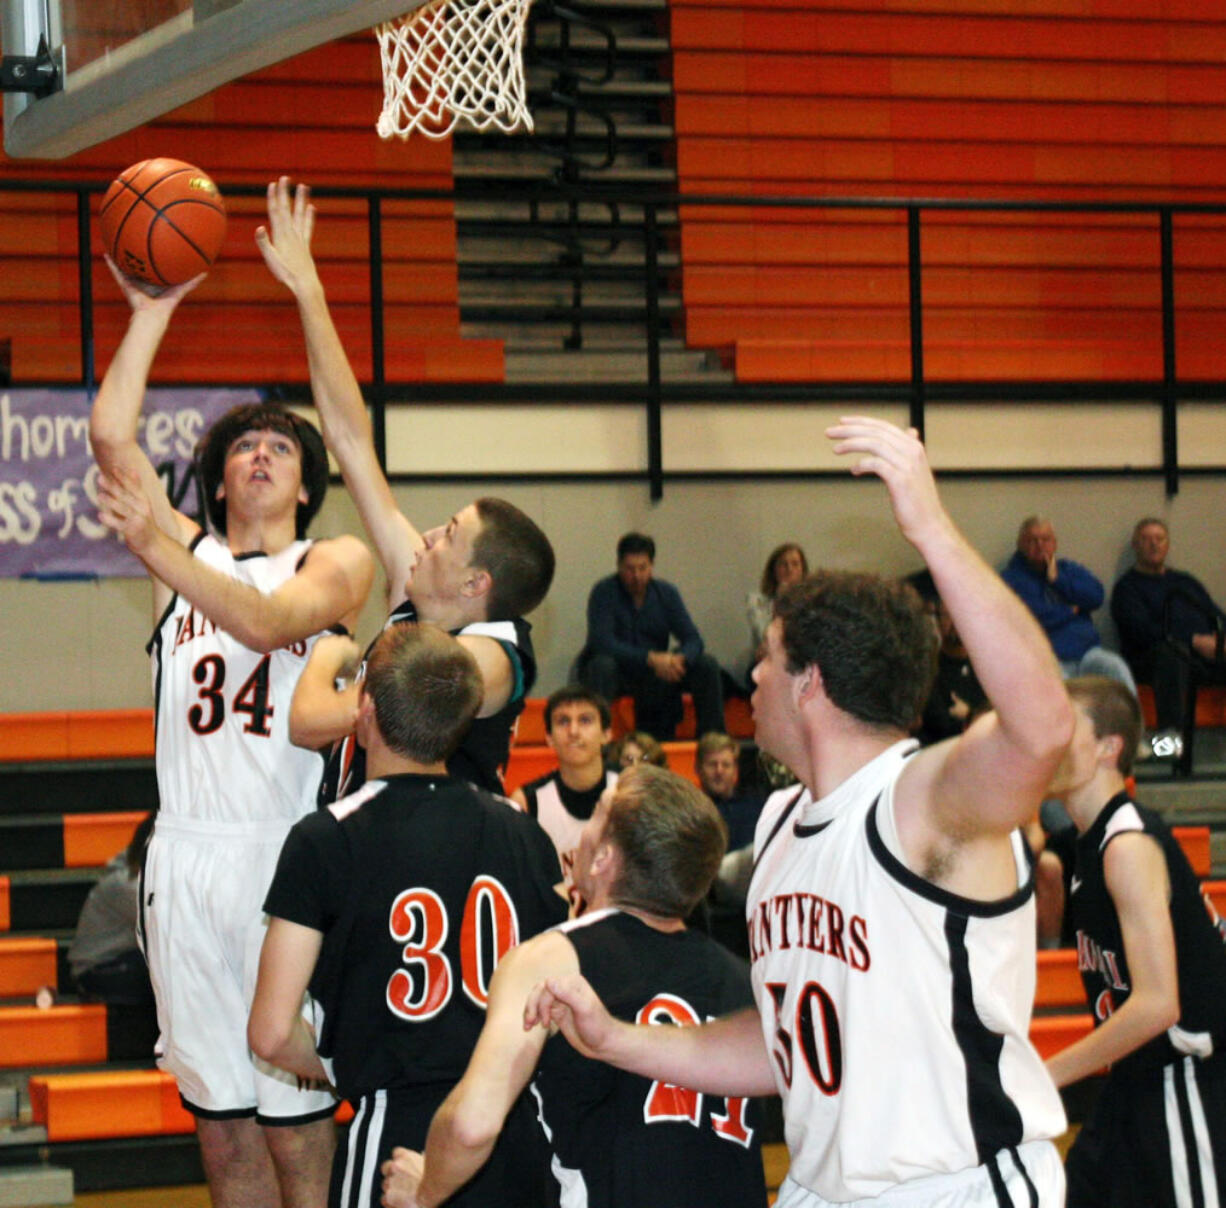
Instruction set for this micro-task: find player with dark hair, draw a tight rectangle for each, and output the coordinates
[249,623,567,1208]
[510,685,617,865]
[526,417,1074,1206]
[1047,675,1226,1208]
[254,177,554,797]
[91,263,374,1208]
[381,763,767,1208]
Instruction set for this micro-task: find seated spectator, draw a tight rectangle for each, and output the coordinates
[1001,516,1136,693]
[511,686,617,865]
[608,730,666,770]
[916,598,988,745]
[578,532,723,741]
[695,732,765,853]
[69,812,156,1006]
[746,542,808,657]
[1111,517,1226,752]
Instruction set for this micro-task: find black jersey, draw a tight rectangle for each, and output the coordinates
[533,909,768,1208]
[264,772,565,1101]
[317,598,535,803]
[1071,791,1226,1073]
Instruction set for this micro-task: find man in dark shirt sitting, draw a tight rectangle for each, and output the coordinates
[1111,516,1226,747]
[578,532,724,740]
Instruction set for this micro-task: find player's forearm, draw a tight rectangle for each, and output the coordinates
[253,1013,330,1085]
[90,309,173,473]
[925,527,1071,760]
[135,530,302,652]
[602,1006,777,1098]
[414,1096,498,1208]
[1046,991,1178,1088]
[290,657,360,749]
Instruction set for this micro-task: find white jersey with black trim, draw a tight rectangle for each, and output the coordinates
[747,740,1065,1203]
[149,534,328,827]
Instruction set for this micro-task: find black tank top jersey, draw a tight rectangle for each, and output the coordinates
[520,770,607,822]
[1071,791,1226,1073]
[534,910,768,1208]
[317,597,535,803]
[264,773,566,1101]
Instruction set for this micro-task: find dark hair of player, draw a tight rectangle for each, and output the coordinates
[602,764,727,918]
[362,624,484,764]
[1066,675,1143,777]
[470,497,555,620]
[616,531,655,563]
[759,542,808,597]
[774,571,937,734]
[195,403,328,540]
[544,684,611,732]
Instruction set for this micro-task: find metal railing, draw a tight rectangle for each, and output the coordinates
[4,177,1226,500]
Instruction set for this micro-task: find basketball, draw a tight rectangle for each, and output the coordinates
[98,158,227,287]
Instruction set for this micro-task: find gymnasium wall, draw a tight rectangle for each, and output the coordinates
[2,452,1225,713]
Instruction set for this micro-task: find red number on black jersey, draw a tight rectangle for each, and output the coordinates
[386,877,519,1021]
[637,993,754,1146]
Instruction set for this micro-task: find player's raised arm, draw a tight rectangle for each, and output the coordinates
[523,973,776,1098]
[256,176,422,590]
[90,263,206,564]
[289,633,363,749]
[827,417,1073,845]
[99,467,373,651]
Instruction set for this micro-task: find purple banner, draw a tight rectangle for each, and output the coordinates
[0,388,262,578]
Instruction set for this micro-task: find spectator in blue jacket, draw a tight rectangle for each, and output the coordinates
[1001,517,1136,694]
[578,532,724,740]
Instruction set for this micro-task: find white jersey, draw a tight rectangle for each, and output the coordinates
[149,534,328,827]
[747,741,1066,1204]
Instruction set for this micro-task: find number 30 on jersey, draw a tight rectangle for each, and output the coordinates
[386,876,518,1021]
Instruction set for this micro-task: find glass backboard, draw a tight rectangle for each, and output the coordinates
[3,0,427,159]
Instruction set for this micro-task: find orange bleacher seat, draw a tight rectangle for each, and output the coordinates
[28,1071,196,1143]
[0,938,58,998]
[0,878,9,931]
[1034,949,1084,1010]
[1136,684,1226,730]
[0,709,155,763]
[1202,880,1226,916]
[1172,826,1212,879]
[661,742,701,785]
[1029,1014,1096,1063]
[502,747,557,795]
[514,699,550,746]
[62,811,149,869]
[0,1004,107,1068]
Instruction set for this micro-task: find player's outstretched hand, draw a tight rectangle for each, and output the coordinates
[380,1147,424,1208]
[104,255,204,313]
[96,468,160,556]
[256,176,320,295]
[523,972,617,1059]
[826,416,951,548]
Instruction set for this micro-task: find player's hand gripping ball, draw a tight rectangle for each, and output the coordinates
[98,158,227,287]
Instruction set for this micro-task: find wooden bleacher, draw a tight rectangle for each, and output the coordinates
[669,0,1226,385]
[0,37,501,387]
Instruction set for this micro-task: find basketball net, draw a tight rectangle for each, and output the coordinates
[375,0,534,140]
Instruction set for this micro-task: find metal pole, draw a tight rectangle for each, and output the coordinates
[368,192,388,472]
[1159,208,1178,498]
[644,204,663,501]
[77,188,94,386]
[907,206,925,438]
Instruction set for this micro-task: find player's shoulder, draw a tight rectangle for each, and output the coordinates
[300,532,373,573]
[521,770,557,795]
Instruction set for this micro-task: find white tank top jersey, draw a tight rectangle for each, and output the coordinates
[149,535,330,827]
[533,769,619,861]
[747,741,1065,1203]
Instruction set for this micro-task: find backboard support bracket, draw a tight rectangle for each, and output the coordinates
[3,0,426,160]
[0,35,59,97]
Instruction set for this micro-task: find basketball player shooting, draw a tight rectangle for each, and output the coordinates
[90,257,373,1208]
[526,417,1076,1207]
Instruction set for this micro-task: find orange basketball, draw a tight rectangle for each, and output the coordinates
[98,158,227,287]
